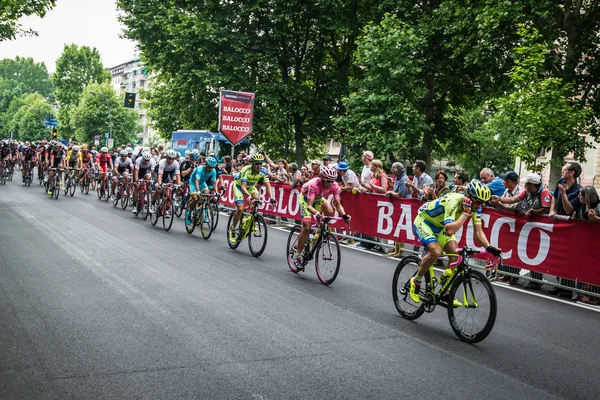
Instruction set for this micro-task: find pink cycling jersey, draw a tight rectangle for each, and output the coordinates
[301,177,341,201]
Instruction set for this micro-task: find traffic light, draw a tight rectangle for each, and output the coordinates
[124,92,136,108]
[52,128,57,138]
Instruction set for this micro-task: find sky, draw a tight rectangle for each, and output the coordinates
[0,0,137,73]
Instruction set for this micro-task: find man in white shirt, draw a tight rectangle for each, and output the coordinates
[405,160,433,199]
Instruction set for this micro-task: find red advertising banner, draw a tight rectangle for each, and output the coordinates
[220,176,600,285]
[218,90,255,145]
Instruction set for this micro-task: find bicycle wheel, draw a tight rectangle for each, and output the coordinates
[63,177,70,195]
[392,256,427,321]
[141,192,150,220]
[447,270,497,344]
[7,168,12,181]
[211,200,219,231]
[226,212,243,249]
[162,199,174,231]
[315,232,341,285]
[84,178,90,195]
[185,208,196,234]
[53,180,60,199]
[199,203,214,240]
[285,225,303,273]
[174,192,183,218]
[121,186,129,209]
[247,215,268,257]
[112,186,120,207]
[104,181,111,202]
[97,181,103,199]
[69,180,76,196]
[150,202,159,226]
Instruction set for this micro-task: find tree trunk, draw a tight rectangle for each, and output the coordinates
[422,74,435,171]
[548,145,564,189]
[294,112,305,165]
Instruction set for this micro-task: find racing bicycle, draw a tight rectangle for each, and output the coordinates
[184,193,215,240]
[226,198,269,257]
[285,216,345,285]
[392,247,500,343]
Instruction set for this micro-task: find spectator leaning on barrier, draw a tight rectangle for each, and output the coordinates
[360,151,374,190]
[549,161,582,223]
[405,160,433,199]
[385,162,410,199]
[577,186,600,221]
[289,162,305,186]
[364,159,389,193]
[300,165,310,180]
[449,171,469,194]
[499,171,523,209]
[479,168,506,197]
[491,173,552,290]
[423,170,450,201]
[337,161,363,192]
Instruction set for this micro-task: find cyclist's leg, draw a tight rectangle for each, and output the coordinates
[295,196,323,261]
[410,215,444,302]
[230,185,248,228]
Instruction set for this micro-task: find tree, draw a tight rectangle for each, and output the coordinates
[117,0,389,164]
[6,93,53,141]
[71,83,140,146]
[52,44,111,139]
[0,0,56,42]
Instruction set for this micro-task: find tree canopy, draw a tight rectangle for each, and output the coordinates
[0,0,56,42]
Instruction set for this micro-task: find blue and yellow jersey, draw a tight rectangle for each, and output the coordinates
[234,165,269,187]
[418,193,482,227]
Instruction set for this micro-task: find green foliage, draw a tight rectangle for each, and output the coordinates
[71,83,140,146]
[487,27,594,172]
[6,93,53,141]
[52,44,111,138]
[0,0,56,42]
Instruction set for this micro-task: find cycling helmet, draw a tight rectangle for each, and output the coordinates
[120,150,128,157]
[126,147,134,154]
[205,155,218,168]
[166,149,178,159]
[251,153,265,163]
[466,179,491,203]
[142,151,152,160]
[52,141,60,148]
[184,150,191,156]
[190,151,200,160]
[320,165,338,181]
[336,161,349,171]
[81,144,88,149]
[72,145,80,152]
[100,147,109,153]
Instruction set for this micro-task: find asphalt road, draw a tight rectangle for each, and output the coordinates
[1,177,598,400]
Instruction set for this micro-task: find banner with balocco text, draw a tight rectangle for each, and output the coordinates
[218,90,255,145]
[220,176,600,286]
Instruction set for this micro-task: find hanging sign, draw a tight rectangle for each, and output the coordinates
[218,90,254,145]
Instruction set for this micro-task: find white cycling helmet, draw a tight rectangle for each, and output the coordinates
[142,151,152,160]
[166,149,178,159]
[100,147,109,153]
[320,165,338,182]
[72,145,80,151]
[126,147,133,154]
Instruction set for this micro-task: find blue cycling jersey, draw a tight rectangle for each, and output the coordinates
[189,166,217,193]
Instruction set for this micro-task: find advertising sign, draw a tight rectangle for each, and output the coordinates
[218,90,255,145]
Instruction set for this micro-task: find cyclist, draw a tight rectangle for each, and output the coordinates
[97,147,114,190]
[21,143,37,182]
[66,145,80,184]
[185,155,218,225]
[112,150,134,197]
[78,145,95,181]
[1,141,12,175]
[293,165,351,267]
[409,180,502,305]
[229,153,277,241]
[131,151,156,214]
[47,142,67,195]
[151,149,181,214]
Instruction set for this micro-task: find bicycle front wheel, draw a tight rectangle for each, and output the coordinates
[69,180,76,196]
[211,200,219,230]
[285,225,303,273]
[315,232,341,285]
[447,270,497,344]
[226,212,243,250]
[248,215,268,257]
[392,256,426,320]
[141,191,151,220]
[199,204,214,240]
[162,200,174,231]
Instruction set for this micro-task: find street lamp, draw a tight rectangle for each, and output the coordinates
[89,90,113,139]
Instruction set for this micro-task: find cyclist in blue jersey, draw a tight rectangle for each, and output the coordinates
[185,155,218,225]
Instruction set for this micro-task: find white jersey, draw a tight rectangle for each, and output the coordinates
[114,157,134,172]
[135,157,156,172]
[158,158,180,175]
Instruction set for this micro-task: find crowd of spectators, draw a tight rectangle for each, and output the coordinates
[245,149,598,305]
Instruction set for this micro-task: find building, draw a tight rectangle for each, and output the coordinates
[107,56,154,145]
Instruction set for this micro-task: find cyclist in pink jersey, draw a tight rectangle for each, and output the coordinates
[294,165,351,267]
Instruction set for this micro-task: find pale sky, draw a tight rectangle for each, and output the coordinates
[0,0,137,73]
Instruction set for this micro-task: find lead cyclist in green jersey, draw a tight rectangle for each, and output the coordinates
[229,153,277,241]
[410,180,502,304]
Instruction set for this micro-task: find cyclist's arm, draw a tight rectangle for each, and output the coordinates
[240,181,251,197]
[332,199,347,216]
[444,214,469,236]
[263,181,275,200]
[473,223,491,248]
[305,196,320,216]
[443,196,469,236]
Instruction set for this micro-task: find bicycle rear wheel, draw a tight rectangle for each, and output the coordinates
[69,180,76,196]
[185,208,196,234]
[226,212,243,249]
[121,186,129,209]
[315,232,341,285]
[141,191,151,220]
[162,199,174,231]
[199,203,214,240]
[447,270,497,344]
[248,214,268,257]
[211,200,219,230]
[392,256,427,320]
[285,225,303,273]
[63,178,70,195]
[174,192,183,218]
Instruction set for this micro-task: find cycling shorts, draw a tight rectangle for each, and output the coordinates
[52,159,63,169]
[233,184,257,204]
[299,195,327,222]
[413,214,456,248]
[69,160,77,168]
[190,182,213,194]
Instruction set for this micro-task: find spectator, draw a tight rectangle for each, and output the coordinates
[385,162,410,199]
[449,171,469,194]
[479,168,505,197]
[300,165,310,180]
[223,155,233,174]
[549,161,583,222]
[491,173,552,289]
[233,162,243,173]
[337,161,362,192]
[364,159,389,193]
[494,171,523,213]
[359,151,374,190]
[274,159,291,184]
[322,155,333,166]
[423,170,450,201]
[405,160,433,199]
[576,186,600,222]
[308,159,321,179]
[289,163,305,186]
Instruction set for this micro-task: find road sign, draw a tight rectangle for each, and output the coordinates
[105,132,110,139]
[107,138,114,149]
[44,119,58,127]
[94,137,100,146]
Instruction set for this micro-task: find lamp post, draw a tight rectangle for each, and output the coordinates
[89,90,113,139]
